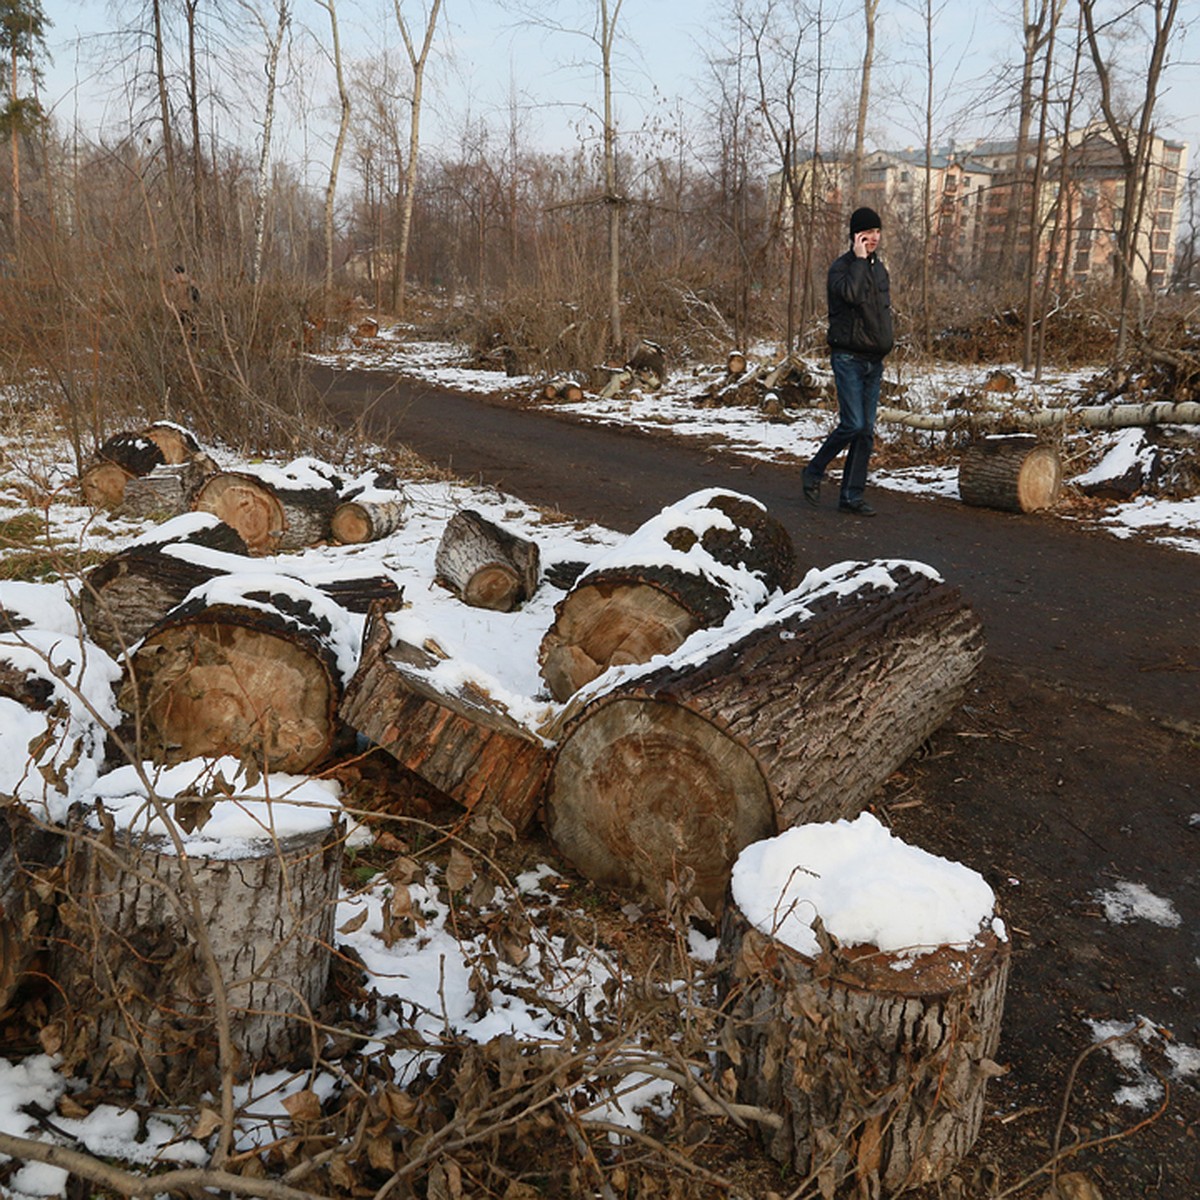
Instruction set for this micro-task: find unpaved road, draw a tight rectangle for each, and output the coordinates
[316,364,1199,1197]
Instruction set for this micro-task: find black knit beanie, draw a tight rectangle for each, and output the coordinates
[849,206,882,235]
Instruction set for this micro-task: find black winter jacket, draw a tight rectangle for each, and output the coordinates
[826,249,894,359]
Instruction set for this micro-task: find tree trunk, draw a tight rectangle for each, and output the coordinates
[54,813,342,1101]
[193,467,341,555]
[339,605,549,832]
[959,435,1062,512]
[118,460,213,520]
[331,494,406,544]
[543,561,984,915]
[434,509,541,612]
[81,425,213,510]
[878,401,1200,431]
[121,582,347,773]
[719,905,1010,1194]
[538,491,796,702]
[79,515,250,657]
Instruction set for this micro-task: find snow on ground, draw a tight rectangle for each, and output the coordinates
[0,331,1196,1189]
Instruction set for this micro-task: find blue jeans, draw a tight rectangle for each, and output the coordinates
[804,352,883,505]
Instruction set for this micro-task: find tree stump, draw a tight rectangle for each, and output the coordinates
[120,579,352,772]
[193,458,343,554]
[79,514,250,656]
[55,796,343,1099]
[719,820,1010,1195]
[434,509,541,612]
[959,434,1062,512]
[339,605,549,831]
[543,561,984,915]
[538,489,797,703]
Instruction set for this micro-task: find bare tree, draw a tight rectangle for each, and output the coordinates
[312,0,350,302]
[851,0,878,198]
[1,0,49,267]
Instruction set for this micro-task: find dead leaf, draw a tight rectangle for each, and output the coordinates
[445,846,475,893]
[282,1089,323,1124]
[381,1087,419,1125]
[367,1133,397,1172]
[338,908,368,935]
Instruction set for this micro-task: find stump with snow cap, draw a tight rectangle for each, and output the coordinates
[543,560,984,916]
[538,489,797,702]
[120,576,356,772]
[718,814,1011,1196]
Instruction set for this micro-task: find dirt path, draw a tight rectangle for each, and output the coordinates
[315,364,1199,1197]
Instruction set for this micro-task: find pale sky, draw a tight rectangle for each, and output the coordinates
[34,1,1200,177]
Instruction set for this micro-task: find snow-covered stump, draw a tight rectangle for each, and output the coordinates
[434,509,541,612]
[543,560,983,916]
[538,489,797,702]
[54,767,344,1100]
[959,434,1062,513]
[718,816,1011,1196]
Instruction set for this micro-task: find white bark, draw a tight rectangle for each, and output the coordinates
[878,400,1200,431]
[248,0,291,285]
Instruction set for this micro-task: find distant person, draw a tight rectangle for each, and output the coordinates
[801,206,894,516]
[169,264,200,336]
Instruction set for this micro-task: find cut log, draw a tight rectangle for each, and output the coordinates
[959,434,1062,512]
[629,339,666,390]
[538,489,797,702]
[877,399,1200,431]
[599,367,633,399]
[542,560,984,915]
[434,509,541,612]
[118,459,213,520]
[120,579,351,772]
[80,459,138,510]
[727,350,747,377]
[339,604,549,831]
[192,458,343,555]
[331,493,406,544]
[142,421,210,466]
[79,514,250,656]
[54,800,343,1099]
[542,378,585,403]
[719,822,1010,1193]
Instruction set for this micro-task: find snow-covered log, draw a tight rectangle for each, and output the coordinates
[959,435,1063,512]
[192,457,343,555]
[434,509,541,612]
[719,817,1010,1194]
[878,400,1200,431]
[80,424,215,510]
[339,605,549,831]
[538,489,796,703]
[543,561,984,915]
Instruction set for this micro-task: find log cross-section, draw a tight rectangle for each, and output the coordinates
[959,434,1063,512]
[434,509,541,612]
[543,561,984,915]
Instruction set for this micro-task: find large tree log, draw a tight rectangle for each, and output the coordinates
[434,509,541,612]
[80,425,215,510]
[54,785,343,1099]
[959,434,1062,512]
[192,457,343,555]
[118,460,213,520]
[79,514,250,657]
[878,399,1200,431]
[542,560,984,915]
[120,578,355,772]
[719,820,1010,1194]
[339,605,549,831]
[538,489,797,702]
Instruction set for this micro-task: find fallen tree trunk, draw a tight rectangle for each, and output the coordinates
[959,435,1063,512]
[543,560,984,915]
[878,399,1200,431]
[339,604,549,831]
[719,848,1010,1193]
[538,490,797,702]
[121,579,351,772]
[192,458,343,555]
[331,493,406,544]
[55,806,342,1100]
[435,509,541,612]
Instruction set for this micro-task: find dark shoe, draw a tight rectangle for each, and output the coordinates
[802,472,820,507]
[838,500,877,517]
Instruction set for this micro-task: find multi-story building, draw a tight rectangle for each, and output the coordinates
[770,124,1188,291]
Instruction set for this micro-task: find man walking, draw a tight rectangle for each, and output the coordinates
[801,206,894,516]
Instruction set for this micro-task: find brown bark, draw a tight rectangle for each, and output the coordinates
[538,491,797,702]
[0,806,64,1013]
[193,469,340,555]
[543,562,984,915]
[434,509,541,612]
[118,460,213,520]
[339,605,549,831]
[959,435,1062,512]
[719,905,1010,1193]
[121,585,346,772]
[54,814,343,1100]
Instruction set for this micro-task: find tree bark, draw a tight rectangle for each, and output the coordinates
[719,905,1010,1194]
[193,467,340,555]
[54,813,343,1100]
[544,562,984,915]
[877,401,1200,431]
[339,605,549,832]
[538,491,796,702]
[331,494,406,544]
[121,584,347,773]
[959,435,1062,512]
[434,509,541,612]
